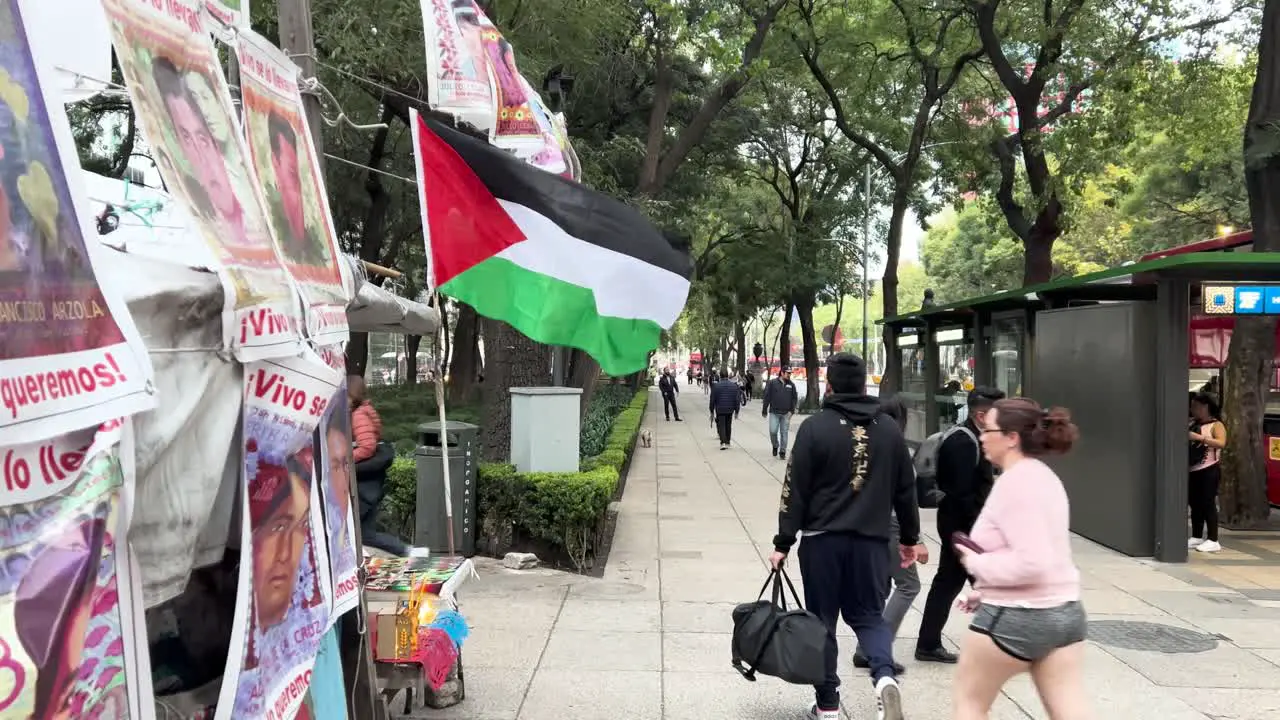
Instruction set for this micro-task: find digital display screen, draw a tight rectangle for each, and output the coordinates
[1202,285,1280,315]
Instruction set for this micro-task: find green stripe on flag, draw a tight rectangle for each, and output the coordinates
[441,256,662,376]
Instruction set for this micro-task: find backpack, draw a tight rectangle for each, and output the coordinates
[1188,419,1208,468]
[912,426,978,508]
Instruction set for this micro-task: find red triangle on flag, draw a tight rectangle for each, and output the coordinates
[411,110,526,287]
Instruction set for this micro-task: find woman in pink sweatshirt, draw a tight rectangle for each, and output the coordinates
[951,397,1090,720]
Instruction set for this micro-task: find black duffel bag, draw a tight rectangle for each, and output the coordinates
[730,568,827,685]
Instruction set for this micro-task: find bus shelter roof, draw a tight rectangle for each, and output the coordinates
[880,251,1280,330]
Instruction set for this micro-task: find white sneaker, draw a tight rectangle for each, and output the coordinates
[1187,537,1205,548]
[1195,540,1222,553]
[809,704,840,720]
[876,676,904,720]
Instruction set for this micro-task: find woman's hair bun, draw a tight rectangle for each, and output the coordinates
[1039,406,1078,454]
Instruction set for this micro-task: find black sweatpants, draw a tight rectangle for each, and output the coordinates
[715,412,733,444]
[916,512,973,651]
[662,393,680,420]
[1189,464,1221,542]
[798,532,896,710]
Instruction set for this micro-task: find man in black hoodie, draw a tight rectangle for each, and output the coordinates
[769,353,919,720]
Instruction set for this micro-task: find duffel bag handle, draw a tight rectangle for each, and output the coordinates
[732,568,795,682]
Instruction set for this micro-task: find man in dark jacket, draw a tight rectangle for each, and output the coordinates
[708,370,740,449]
[761,366,799,459]
[658,369,682,421]
[769,354,919,720]
[914,386,1005,664]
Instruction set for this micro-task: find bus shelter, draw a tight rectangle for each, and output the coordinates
[880,252,1280,563]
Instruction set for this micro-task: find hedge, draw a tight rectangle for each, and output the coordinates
[379,389,649,571]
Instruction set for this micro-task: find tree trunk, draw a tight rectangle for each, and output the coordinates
[778,302,794,369]
[1220,321,1275,527]
[879,190,912,392]
[448,303,481,404]
[480,320,551,462]
[1221,0,1280,527]
[795,294,821,409]
[567,348,601,413]
[830,292,845,355]
[734,321,747,375]
[404,335,421,385]
[1022,221,1061,285]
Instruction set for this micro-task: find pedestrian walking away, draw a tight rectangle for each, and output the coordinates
[915,386,1005,664]
[709,369,741,449]
[762,366,799,459]
[659,369,683,422]
[854,395,929,674]
[769,353,921,720]
[951,397,1090,720]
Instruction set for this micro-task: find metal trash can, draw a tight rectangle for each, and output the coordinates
[413,421,479,556]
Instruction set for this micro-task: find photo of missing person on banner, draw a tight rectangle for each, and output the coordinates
[320,390,357,590]
[0,0,126,361]
[132,50,280,311]
[237,442,328,715]
[262,109,331,269]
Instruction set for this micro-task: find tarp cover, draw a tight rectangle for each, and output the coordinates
[85,172,437,606]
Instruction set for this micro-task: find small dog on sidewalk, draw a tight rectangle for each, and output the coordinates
[639,428,653,448]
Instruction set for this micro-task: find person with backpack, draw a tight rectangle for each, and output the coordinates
[914,386,1005,664]
[769,353,920,720]
[852,395,929,674]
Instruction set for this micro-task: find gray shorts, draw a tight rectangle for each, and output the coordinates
[969,601,1087,662]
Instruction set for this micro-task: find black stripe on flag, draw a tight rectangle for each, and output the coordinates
[423,119,692,280]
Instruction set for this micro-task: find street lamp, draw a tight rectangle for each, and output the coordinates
[860,141,963,361]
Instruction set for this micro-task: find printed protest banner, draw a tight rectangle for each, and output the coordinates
[101,0,304,362]
[205,0,249,29]
[0,419,152,719]
[298,626,346,720]
[420,0,497,137]
[313,349,358,618]
[460,1,541,152]
[0,0,155,445]
[237,31,351,347]
[520,76,569,177]
[218,352,340,720]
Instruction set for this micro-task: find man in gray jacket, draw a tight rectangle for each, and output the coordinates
[761,366,799,459]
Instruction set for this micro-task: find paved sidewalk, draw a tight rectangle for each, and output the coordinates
[420,388,1280,720]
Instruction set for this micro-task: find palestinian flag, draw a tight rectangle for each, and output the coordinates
[410,109,691,375]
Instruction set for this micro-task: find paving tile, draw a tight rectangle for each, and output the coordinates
[517,669,661,720]
[555,597,661,633]
[539,629,661,671]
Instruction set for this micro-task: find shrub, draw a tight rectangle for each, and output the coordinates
[381,456,418,538]
[367,385,481,454]
[379,388,650,572]
[578,384,636,457]
[476,462,619,570]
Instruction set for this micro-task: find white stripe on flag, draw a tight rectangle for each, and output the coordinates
[496,199,690,327]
